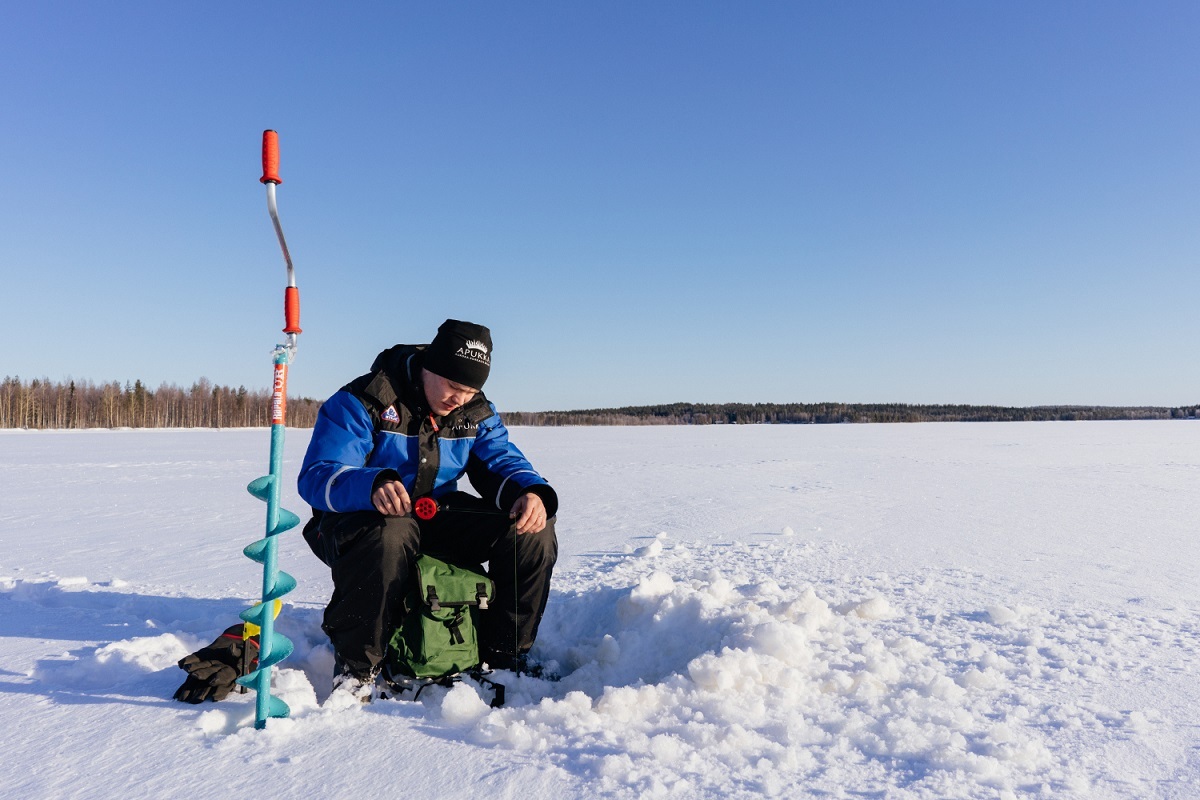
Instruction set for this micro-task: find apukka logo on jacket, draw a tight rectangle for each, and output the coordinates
[381,405,400,423]
[456,339,490,366]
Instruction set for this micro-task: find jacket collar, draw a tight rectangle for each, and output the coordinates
[365,344,492,425]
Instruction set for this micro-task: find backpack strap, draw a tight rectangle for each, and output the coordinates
[444,608,466,646]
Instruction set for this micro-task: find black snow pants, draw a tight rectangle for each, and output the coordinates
[302,492,557,679]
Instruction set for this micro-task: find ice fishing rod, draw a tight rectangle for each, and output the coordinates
[413,496,511,521]
[236,130,301,730]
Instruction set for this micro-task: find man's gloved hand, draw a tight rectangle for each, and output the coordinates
[173,625,260,704]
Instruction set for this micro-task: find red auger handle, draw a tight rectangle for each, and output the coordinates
[414,497,439,521]
[283,286,302,334]
[261,130,282,184]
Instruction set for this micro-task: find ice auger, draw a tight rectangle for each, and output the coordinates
[236,130,301,729]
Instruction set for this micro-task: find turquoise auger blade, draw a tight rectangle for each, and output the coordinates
[246,475,273,500]
[258,634,295,670]
[235,651,292,722]
[265,694,290,719]
[236,631,295,687]
[243,539,270,564]
[271,508,301,536]
[244,524,299,561]
[242,422,298,728]
[242,360,300,729]
[233,570,297,607]
[247,477,301,536]
[266,571,298,601]
[240,604,268,627]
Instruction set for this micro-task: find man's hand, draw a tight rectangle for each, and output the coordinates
[509,492,547,534]
[373,479,412,516]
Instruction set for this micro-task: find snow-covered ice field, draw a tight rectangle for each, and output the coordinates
[1,422,1197,798]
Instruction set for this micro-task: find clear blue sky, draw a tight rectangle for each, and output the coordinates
[2,2,1197,410]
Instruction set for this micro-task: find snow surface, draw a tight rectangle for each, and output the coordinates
[1,422,1198,798]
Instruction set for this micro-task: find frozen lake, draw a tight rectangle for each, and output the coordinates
[1,422,1197,798]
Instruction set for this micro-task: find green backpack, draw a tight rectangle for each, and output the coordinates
[387,554,495,681]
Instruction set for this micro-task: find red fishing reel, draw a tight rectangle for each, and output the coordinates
[414,496,440,521]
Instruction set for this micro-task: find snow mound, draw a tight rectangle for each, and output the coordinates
[459,538,1175,798]
[470,553,1041,796]
[34,633,195,692]
[441,682,492,727]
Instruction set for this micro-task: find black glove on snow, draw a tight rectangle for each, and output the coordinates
[173,625,260,704]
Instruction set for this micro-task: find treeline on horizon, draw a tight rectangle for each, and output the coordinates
[2,377,1196,429]
[504,402,1199,426]
[1,376,320,429]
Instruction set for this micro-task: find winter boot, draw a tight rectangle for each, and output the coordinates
[329,656,378,705]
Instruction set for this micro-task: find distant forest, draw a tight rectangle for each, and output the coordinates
[0,376,320,429]
[503,402,1199,426]
[1,377,1195,429]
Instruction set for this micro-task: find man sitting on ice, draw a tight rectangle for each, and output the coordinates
[296,319,558,700]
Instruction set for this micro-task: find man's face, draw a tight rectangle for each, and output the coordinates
[421,369,479,417]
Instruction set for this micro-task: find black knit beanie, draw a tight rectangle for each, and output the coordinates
[423,319,492,389]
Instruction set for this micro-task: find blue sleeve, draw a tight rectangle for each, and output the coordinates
[469,405,556,515]
[297,390,391,513]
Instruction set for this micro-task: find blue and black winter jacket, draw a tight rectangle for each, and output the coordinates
[297,344,557,517]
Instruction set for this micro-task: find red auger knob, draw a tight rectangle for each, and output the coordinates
[261,130,282,185]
